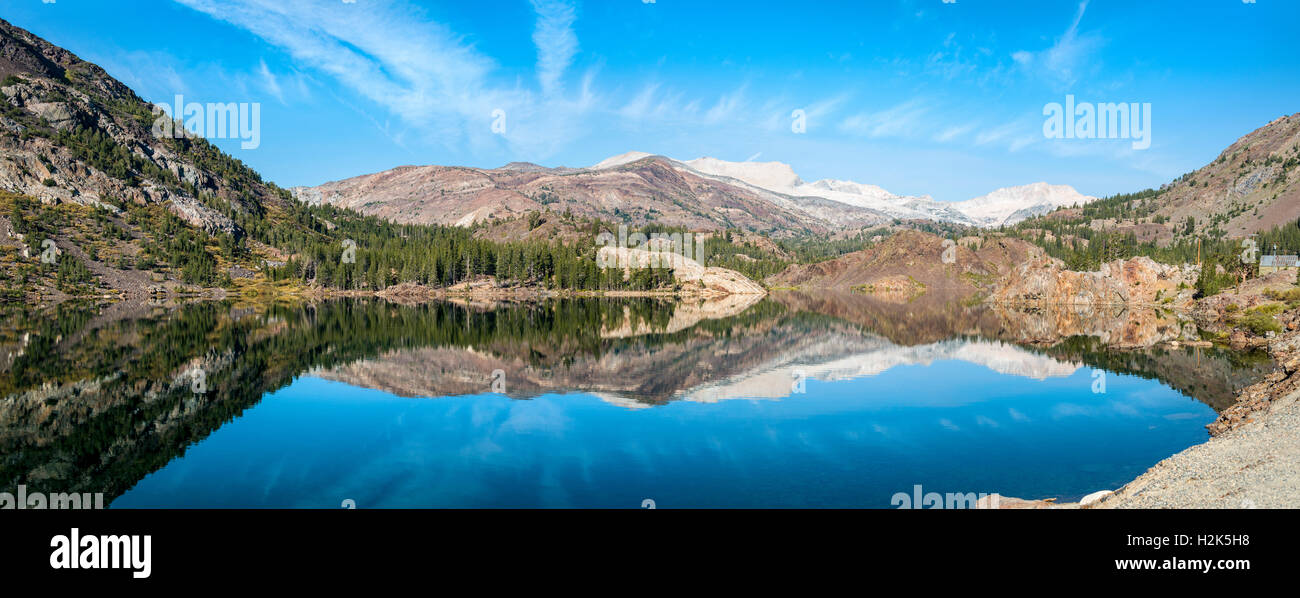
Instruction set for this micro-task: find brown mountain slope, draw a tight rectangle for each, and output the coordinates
[290,156,890,237]
[767,231,1041,295]
[1157,113,1300,238]
[1060,113,1300,244]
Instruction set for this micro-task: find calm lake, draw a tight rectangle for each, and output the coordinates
[0,294,1273,508]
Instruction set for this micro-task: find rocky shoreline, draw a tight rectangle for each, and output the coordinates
[998,340,1300,509]
[989,265,1300,508]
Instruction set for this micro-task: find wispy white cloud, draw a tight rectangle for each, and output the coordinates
[172,0,516,151]
[972,117,1041,153]
[618,83,700,123]
[755,93,849,134]
[530,0,578,97]
[96,50,192,101]
[704,86,747,123]
[161,0,1140,174]
[839,100,930,139]
[257,60,284,104]
[97,47,304,110]
[934,123,976,143]
[1012,0,1105,88]
[167,0,771,158]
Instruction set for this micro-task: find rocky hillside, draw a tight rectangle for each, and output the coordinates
[291,156,873,238]
[1157,113,1300,239]
[0,18,278,234]
[766,230,1041,297]
[2,18,768,300]
[0,18,313,299]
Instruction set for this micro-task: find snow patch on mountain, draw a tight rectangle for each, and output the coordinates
[683,157,804,191]
[590,151,655,170]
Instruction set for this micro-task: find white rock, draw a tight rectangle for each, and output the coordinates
[1079,490,1114,506]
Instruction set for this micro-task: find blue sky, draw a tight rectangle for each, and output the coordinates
[7,0,1298,202]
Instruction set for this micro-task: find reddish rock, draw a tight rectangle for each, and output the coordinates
[990,255,1198,308]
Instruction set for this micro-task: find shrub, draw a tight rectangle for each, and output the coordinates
[1239,312,1282,336]
[1264,288,1300,302]
[1249,303,1285,317]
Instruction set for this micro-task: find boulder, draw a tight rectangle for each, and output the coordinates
[596,246,766,296]
[1079,490,1113,506]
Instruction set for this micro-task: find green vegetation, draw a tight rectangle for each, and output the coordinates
[699,232,788,281]
[775,229,890,263]
[1235,304,1284,336]
[1264,288,1300,309]
[253,202,679,291]
[1195,257,1240,298]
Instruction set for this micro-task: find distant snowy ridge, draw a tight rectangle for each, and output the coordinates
[951,182,1097,227]
[589,152,1096,228]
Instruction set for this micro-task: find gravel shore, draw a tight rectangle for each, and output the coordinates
[1095,387,1300,508]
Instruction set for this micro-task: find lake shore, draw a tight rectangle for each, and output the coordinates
[997,383,1300,509]
[995,294,1300,509]
[1093,386,1300,508]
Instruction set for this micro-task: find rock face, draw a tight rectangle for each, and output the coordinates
[596,245,766,296]
[990,255,1199,307]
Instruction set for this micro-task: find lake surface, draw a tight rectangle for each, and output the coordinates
[0,295,1274,508]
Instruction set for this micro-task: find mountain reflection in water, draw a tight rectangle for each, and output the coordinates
[0,294,1274,507]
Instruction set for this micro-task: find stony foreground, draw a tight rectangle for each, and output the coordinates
[1096,387,1300,508]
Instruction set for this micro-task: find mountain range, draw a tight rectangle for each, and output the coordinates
[292,151,1097,236]
[1,15,1296,303]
